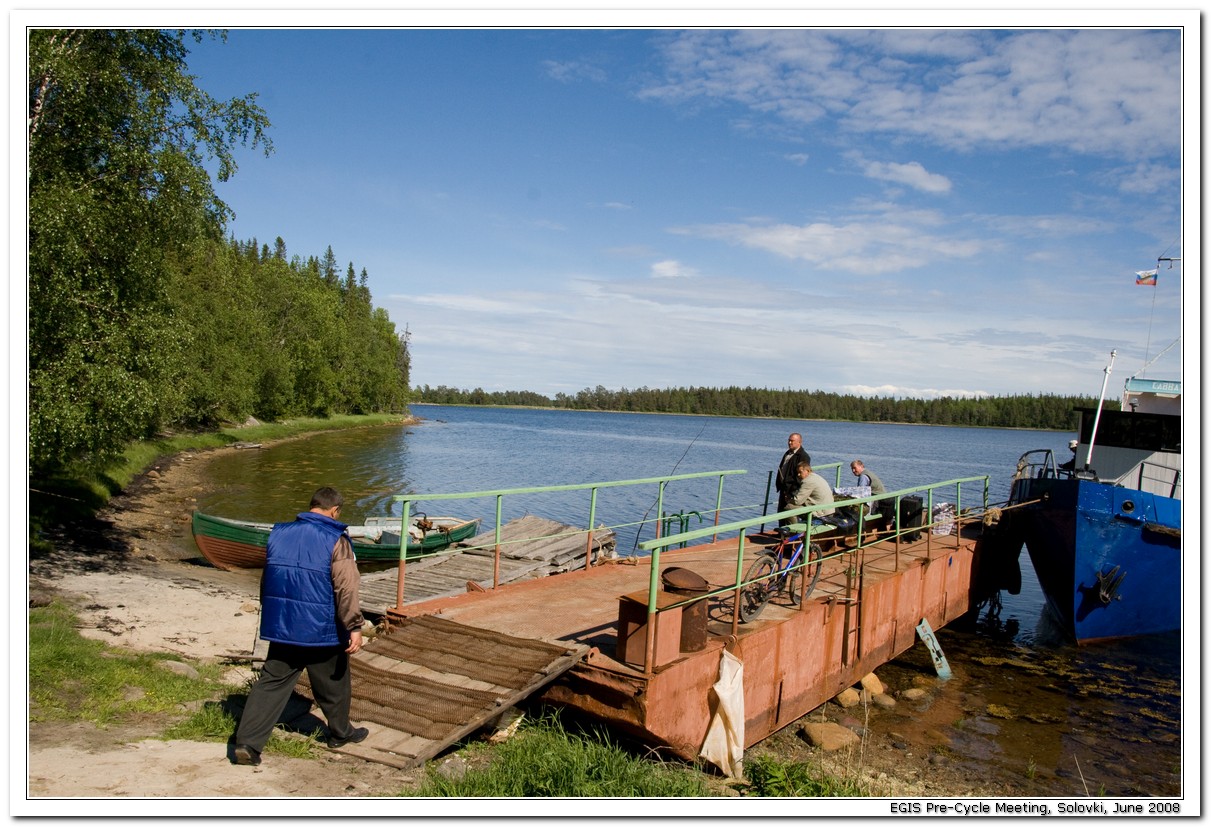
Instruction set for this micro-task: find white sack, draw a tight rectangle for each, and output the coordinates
[699,648,745,778]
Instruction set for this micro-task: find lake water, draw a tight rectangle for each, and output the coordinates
[195,404,1183,796]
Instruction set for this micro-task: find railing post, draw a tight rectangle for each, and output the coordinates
[926,488,935,555]
[643,545,662,675]
[584,487,599,571]
[493,494,503,589]
[760,470,773,533]
[954,483,963,548]
[395,499,412,612]
[655,481,666,539]
[713,473,725,543]
[731,532,747,636]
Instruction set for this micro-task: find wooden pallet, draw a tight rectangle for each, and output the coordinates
[358,516,615,615]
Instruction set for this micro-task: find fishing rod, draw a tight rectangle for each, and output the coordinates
[630,418,710,554]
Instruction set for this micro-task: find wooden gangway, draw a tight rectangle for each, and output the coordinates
[300,613,588,769]
[358,515,616,615]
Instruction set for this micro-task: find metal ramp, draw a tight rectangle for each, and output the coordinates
[302,614,589,769]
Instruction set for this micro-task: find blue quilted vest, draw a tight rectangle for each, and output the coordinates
[260,512,348,647]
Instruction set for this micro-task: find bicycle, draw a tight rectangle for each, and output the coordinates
[738,524,824,622]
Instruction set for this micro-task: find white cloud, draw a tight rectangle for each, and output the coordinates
[543,59,607,84]
[857,158,952,194]
[978,213,1107,238]
[784,153,809,166]
[1107,161,1181,196]
[671,208,984,274]
[650,259,696,279]
[641,29,1180,161]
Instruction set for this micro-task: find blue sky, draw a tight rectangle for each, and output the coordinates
[176,20,1193,400]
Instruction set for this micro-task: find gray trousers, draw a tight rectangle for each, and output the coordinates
[234,642,355,751]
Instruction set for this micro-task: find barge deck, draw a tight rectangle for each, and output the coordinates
[311,469,997,771]
[376,522,982,766]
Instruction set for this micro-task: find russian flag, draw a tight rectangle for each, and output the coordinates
[1135,269,1158,286]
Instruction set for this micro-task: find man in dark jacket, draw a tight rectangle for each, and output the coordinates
[232,487,369,766]
[775,433,811,525]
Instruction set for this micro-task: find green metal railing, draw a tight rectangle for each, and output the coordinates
[388,470,748,610]
[631,475,992,673]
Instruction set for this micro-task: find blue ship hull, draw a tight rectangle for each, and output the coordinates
[1014,475,1181,643]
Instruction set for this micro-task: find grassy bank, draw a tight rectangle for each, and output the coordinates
[29,413,413,542]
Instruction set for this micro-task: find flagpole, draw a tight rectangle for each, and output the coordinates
[1142,256,1181,378]
[1141,258,1159,375]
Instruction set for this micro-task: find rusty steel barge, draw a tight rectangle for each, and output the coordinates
[339,468,1002,770]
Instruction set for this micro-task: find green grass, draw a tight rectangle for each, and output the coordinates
[28,602,229,725]
[29,600,324,759]
[162,702,323,759]
[404,711,716,797]
[745,754,868,797]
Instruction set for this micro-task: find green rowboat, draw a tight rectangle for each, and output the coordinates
[191,511,481,571]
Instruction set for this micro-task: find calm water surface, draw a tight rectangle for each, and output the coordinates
[195,405,1183,796]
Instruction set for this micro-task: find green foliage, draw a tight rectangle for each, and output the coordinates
[745,754,867,797]
[404,711,715,797]
[167,238,410,424]
[28,602,227,724]
[28,29,272,475]
[415,384,1103,431]
[27,30,411,478]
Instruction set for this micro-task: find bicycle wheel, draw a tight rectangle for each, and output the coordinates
[739,553,777,622]
[787,542,824,605]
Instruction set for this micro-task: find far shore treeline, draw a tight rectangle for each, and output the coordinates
[414,385,1103,431]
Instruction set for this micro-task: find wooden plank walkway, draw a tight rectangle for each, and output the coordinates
[358,516,616,615]
[300,614,589,769]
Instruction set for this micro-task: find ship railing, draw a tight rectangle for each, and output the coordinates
[389,469,749,611]
[630,475,991,674]
[1121,459,1182,499]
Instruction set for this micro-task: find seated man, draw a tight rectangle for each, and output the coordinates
[850,459,886,497]
[850,459,888,517]
[790,460,835,524]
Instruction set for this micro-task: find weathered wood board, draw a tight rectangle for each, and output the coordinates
[299,614,589,769]
[358,516,615,615]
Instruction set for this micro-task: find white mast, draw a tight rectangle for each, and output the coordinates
[1084,350,1116,473]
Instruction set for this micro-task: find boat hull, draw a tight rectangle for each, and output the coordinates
[1013,476,1180,643]
[191,512,480,571]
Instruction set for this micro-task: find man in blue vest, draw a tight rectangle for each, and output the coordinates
[232,487,369,766]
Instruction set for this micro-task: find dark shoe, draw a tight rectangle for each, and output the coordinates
[327,726,369,749]
[232,744,261,766]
